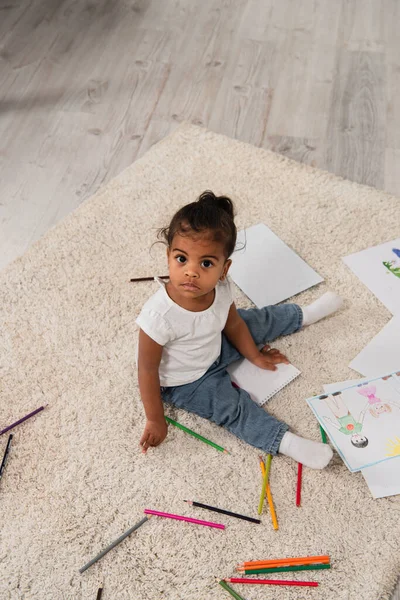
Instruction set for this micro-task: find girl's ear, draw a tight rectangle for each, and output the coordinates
[220,259,232,280]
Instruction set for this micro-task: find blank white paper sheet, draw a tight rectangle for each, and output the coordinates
[229,223,323,307]
[350,316,400,377]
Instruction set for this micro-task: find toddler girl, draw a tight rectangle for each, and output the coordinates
[136,191,342,468]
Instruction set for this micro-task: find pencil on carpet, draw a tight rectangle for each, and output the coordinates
[218,579,245,600]
[0,405,46,436]
[96,587,103,600]
[257,454,272,515]
[79,516,150,573]
[320,424,328,443]
[225,578,318,587]
[0,434,13,483]
[296,462,303,507]
[130,275,169,282]
[165,416,229,454]
[241,563,331,575]
[259,455,278,530]
[237,555,330,569]
[184,500,260,524]
[144,509,225,529]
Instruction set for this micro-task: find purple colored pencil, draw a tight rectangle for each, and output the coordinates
[0,405,46,436]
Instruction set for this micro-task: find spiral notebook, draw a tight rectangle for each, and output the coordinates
[227,359,301,406]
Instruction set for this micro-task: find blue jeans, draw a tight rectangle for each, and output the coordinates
[161,304,303,454]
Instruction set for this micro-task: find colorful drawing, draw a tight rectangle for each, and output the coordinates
[319,392,368,448]
[383,248,400,279]
[386,437,400,457]
[356,383,400,418]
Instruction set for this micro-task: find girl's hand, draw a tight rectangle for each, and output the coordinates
[251,344,289,371]
[140,418,168,453]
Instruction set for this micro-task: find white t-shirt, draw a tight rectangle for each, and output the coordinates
[136,278,233,387]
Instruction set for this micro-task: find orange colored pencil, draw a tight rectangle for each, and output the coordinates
[238,555,330,570]
[258,456,278,530]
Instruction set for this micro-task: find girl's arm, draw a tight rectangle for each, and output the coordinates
[137,328,168,452]
[223,303,288,371]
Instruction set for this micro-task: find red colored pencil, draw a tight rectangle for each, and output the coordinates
[296,462,302,507]
[225,578,318,587]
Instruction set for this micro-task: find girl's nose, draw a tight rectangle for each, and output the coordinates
[185,264,199,278]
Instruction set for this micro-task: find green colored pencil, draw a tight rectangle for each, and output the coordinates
[243,563,331,575]
[320,425,328,443]
[165,416,229,454]
[218,580,245,600]
[257,454,272,515]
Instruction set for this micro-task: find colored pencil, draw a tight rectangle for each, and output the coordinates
[257,454,272,515]
[259,456,278,530]
[79,516,150,573]
[184,500,260,524]
[242,563,331,575]
[238,555,330,569]
[0,434,13,482]
[96,587,103,600]
[218,580,246,600]
[130,275,169,282]
[225,578,318,587]
[144,509,225,529]
[165,416,229,454]
[296,462,303,507]
[320,425,327,443]
[0,405,46,436]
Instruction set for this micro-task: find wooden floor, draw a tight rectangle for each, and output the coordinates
[0,0,399,594]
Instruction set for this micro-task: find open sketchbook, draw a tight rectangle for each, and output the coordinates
[227,359,301,406]
[307,371,400,472]
[229,223,323,307]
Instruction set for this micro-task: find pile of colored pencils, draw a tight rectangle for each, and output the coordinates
[237,554,331,575]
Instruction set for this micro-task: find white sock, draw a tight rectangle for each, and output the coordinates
[301,292,343,327]
[278,431,333,469]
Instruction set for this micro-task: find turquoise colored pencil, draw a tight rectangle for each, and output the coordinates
[257,454,272,515]
[218,580,245,600]
[165,416,229,454]
[242,563,331,575]
[320,425,328,443]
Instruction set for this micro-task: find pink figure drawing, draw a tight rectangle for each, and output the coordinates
[357,383,400,418]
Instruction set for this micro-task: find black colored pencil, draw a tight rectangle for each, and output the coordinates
[184,500,261,524]
[96,587,103,600]
[130,275,169,282]
[0,434,13,483]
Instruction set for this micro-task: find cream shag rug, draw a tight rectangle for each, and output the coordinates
[1,124,399,600]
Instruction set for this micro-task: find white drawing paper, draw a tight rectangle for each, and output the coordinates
[343,238,400,315]
[229,223,323,308]
[349,316,400,377]
[324,379,400,499]
[307,372,400,472]
[227,359,300,406]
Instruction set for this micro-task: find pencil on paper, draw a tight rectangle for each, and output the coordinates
[259,455,278,530]
[296,462,302,506]
[0,405,46,436]
[0,434,13,483]
[218,579,245,600]
[320,424,327,443]
[184,500,260,524]
[225,578,318,587]
[130,275,169,282]
[241,563,331,575]
[258,454,272,514]
[79,516,150,573]
[144,509,224,529]
[165,416,229,454]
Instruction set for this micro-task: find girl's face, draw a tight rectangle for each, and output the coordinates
[166,232,231,310]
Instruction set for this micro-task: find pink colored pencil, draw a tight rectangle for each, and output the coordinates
[144,509,225,529]
[225,578,318,587]
[296,462,303,507]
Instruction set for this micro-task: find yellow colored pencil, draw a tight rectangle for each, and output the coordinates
[257,454,272,515]
[259,456,278,530]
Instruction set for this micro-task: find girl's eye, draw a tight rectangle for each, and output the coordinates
[202,260,213,268]
[176,255,186,264]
